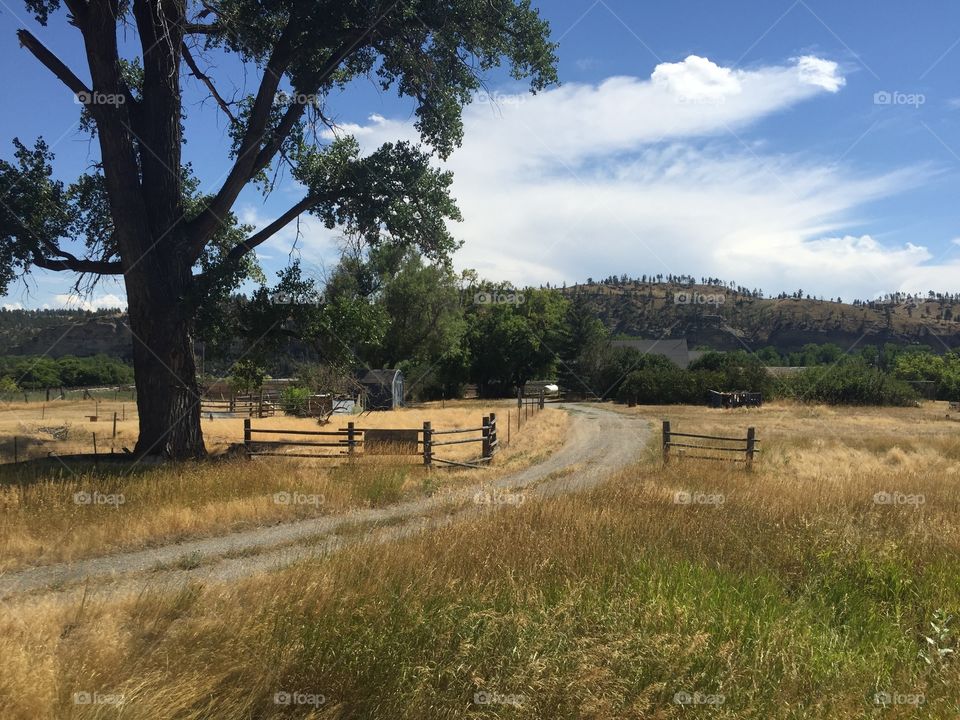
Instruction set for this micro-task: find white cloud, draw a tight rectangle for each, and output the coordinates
[651,55,742,102]
[53,293,126,310]
[794,55,845,92]
[3,302,24,310]
[201,53,957,306]
[323,54,954,299]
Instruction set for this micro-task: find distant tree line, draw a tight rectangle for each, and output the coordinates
[0,354,133,390]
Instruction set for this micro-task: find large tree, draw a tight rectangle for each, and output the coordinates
[2,0,556,458]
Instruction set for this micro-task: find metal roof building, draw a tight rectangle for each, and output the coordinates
[357,369,405,410]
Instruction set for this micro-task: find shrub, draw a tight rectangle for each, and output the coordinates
[782,361,918,406]
[280,386,311,415]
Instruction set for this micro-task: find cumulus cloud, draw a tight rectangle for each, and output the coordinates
[651,55,742,102]
[315,54,951,299]
[53,293,126,310]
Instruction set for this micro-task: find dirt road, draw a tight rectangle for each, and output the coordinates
[0,404,650,603]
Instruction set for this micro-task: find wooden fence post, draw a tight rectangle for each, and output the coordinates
[347,421,356,456]
[507,410,511,446]
[45,387,50,402]
[489,412,497,456]
[243,418,251,456]
[422,421,432,466]
[92,432,98,456]
[745,427,756,468]
[662,420,671,465]
[482,415,491,460]
[112,412,118,438]
[13,436,18,464]
[539,392,544,410]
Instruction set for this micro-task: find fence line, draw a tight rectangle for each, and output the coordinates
[662,420,758,467]
[244,413,502,468]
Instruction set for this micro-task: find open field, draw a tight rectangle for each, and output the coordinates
[1,401,958,718]
[0,401,567,571]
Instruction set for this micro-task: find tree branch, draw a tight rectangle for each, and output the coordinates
[224,194,321,264]
[183,22,298,254]
[249,29,372,178]
[16,30,91,98]
[187,22,379,261]
[181,42,237,124]
[183,22,219,34]
[32,255,124,274]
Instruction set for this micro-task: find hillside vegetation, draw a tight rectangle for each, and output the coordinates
[563,278,960,350]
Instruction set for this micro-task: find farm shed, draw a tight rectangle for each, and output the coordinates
[358,369,405,410]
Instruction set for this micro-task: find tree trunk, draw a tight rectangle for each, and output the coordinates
[126,271,206,460]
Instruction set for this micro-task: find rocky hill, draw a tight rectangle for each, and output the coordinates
[562,282,960,352]
[7,315,132,359]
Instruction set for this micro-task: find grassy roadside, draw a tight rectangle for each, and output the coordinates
[1,404,958,718]
[0,405,567,571]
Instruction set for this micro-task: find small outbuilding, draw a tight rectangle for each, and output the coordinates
[357,369,405,410]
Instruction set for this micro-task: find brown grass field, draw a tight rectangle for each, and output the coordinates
[2,401,960,718]
[0,400,567,571]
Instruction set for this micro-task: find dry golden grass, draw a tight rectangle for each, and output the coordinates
[0,403,567,571]
[3,402,959,718]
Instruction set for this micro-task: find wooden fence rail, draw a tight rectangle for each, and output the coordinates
[662,420,758,467]
[516,391,546,430]
[244,414,499,468]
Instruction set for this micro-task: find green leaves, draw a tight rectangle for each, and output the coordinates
[0,138,71,292]
[296,137,462,261]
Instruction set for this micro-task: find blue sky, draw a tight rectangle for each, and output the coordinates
[2,0,960,309]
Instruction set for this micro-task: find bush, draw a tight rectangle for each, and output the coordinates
[280,386,311,415]
[0,355,133,388]
[781,361,918,406]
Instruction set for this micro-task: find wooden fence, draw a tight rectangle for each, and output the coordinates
[202,393,278,418]
[244,413,500,469]
[661,420,758,467]
[517,391,545,428]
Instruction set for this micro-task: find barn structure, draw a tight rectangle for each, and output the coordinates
[357,369,405,410]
